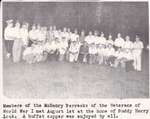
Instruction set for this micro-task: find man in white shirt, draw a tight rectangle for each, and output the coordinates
[69,41,80,62]
[97,44,104,65]
[89,43,97,64]
[58,37,68,61]
[99,32,106,46]
[113,48,126,68]
[84,31,95,45]
[107,34,114,47]
[4,19,14,58]
[123,35,133,51]
[113,48,133,69]
[47,26,54,43]
[28,24,37,46]
[20,22,29,47]
[37,27,47,44]
[106,44,115,66]
[23,46,35,64]
[70,29,79,42]
[93,30,100,45]
[114,33,125,50]
[132,36,144,71]
[12,21,22,63]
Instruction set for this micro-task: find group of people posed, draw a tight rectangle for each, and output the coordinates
[4,19,144,72]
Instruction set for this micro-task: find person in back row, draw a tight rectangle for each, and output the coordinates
[69,40,80,62]
[4,19,14,59]
[106,34,114,47]
[123,35,133,51]
[114,33,125,50]
[28,24,37,46]
[85,31,94,45]
[89,43,97,64]
[132,35,144,71]
[78,41,89,63]
[79,30,85,44]
[58,37,68,61]
[20,22,29,48]
[12,21,22,63]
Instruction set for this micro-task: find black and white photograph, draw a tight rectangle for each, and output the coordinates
[2,1,149,98]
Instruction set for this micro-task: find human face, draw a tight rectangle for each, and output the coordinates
[101,33,104,37]
[126,36,130,41]
[53,26,56,31]
[74,29,78,34]
[94,31,98,36]
[37,25,41,30]
[67,28,71,33]
[15,22,20,28]
[117,33,121,38]
[81,31,85,36]
[22,24,26,29]
[136,37,140,42]
[89,31,92,35]
[63,27,67,32]
[109,35,112,39]
[9,23,13,27]
[49,26,52,31]
[32,25,36,30]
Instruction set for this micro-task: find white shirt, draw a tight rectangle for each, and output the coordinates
[69,43,79,53]
[85,35,95,44]
[13,27,21,39]
[106,48,115,56]
[93,36,100,44]
[20,28,29,45]
[99,36,106,45]
[59,41,68,54]
[114,37,125,48]
[123,40,133,49]
[107,39,114,46]
[89,46,97,54]
[51,41,60,50]
[4,26,14,40]
[124,51,133,60]
[23,47,33,56]
[70,33,79,42]
[38,31,46,42]
[115,51,125,59]
[133,41,144,50]
[29,30,37,40]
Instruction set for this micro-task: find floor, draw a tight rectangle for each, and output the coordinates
[3,50,149,99]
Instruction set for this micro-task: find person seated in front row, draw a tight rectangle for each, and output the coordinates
[68,41,80,63]
[78,41,89,63]
[89,43,97,64]
[106,44,115,66]
[58,37,68,61]
[113,48,133,70]
[23,46,35,64]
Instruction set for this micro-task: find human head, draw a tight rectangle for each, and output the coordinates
[15,20,20,28]
[117,33,121,38]
[32,24,36,30]
[63,27,67,32]
[108,34,112,39]
[89,31,92,35]
[94,30,98,36]
[125,35,130,41]
[135,35,140,42]
[81,30,85,36]
[100,32,104,37]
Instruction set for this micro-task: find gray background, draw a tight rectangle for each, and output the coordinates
[3,2,149,45]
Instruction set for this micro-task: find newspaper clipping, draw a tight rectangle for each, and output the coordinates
[0,0,150,119]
